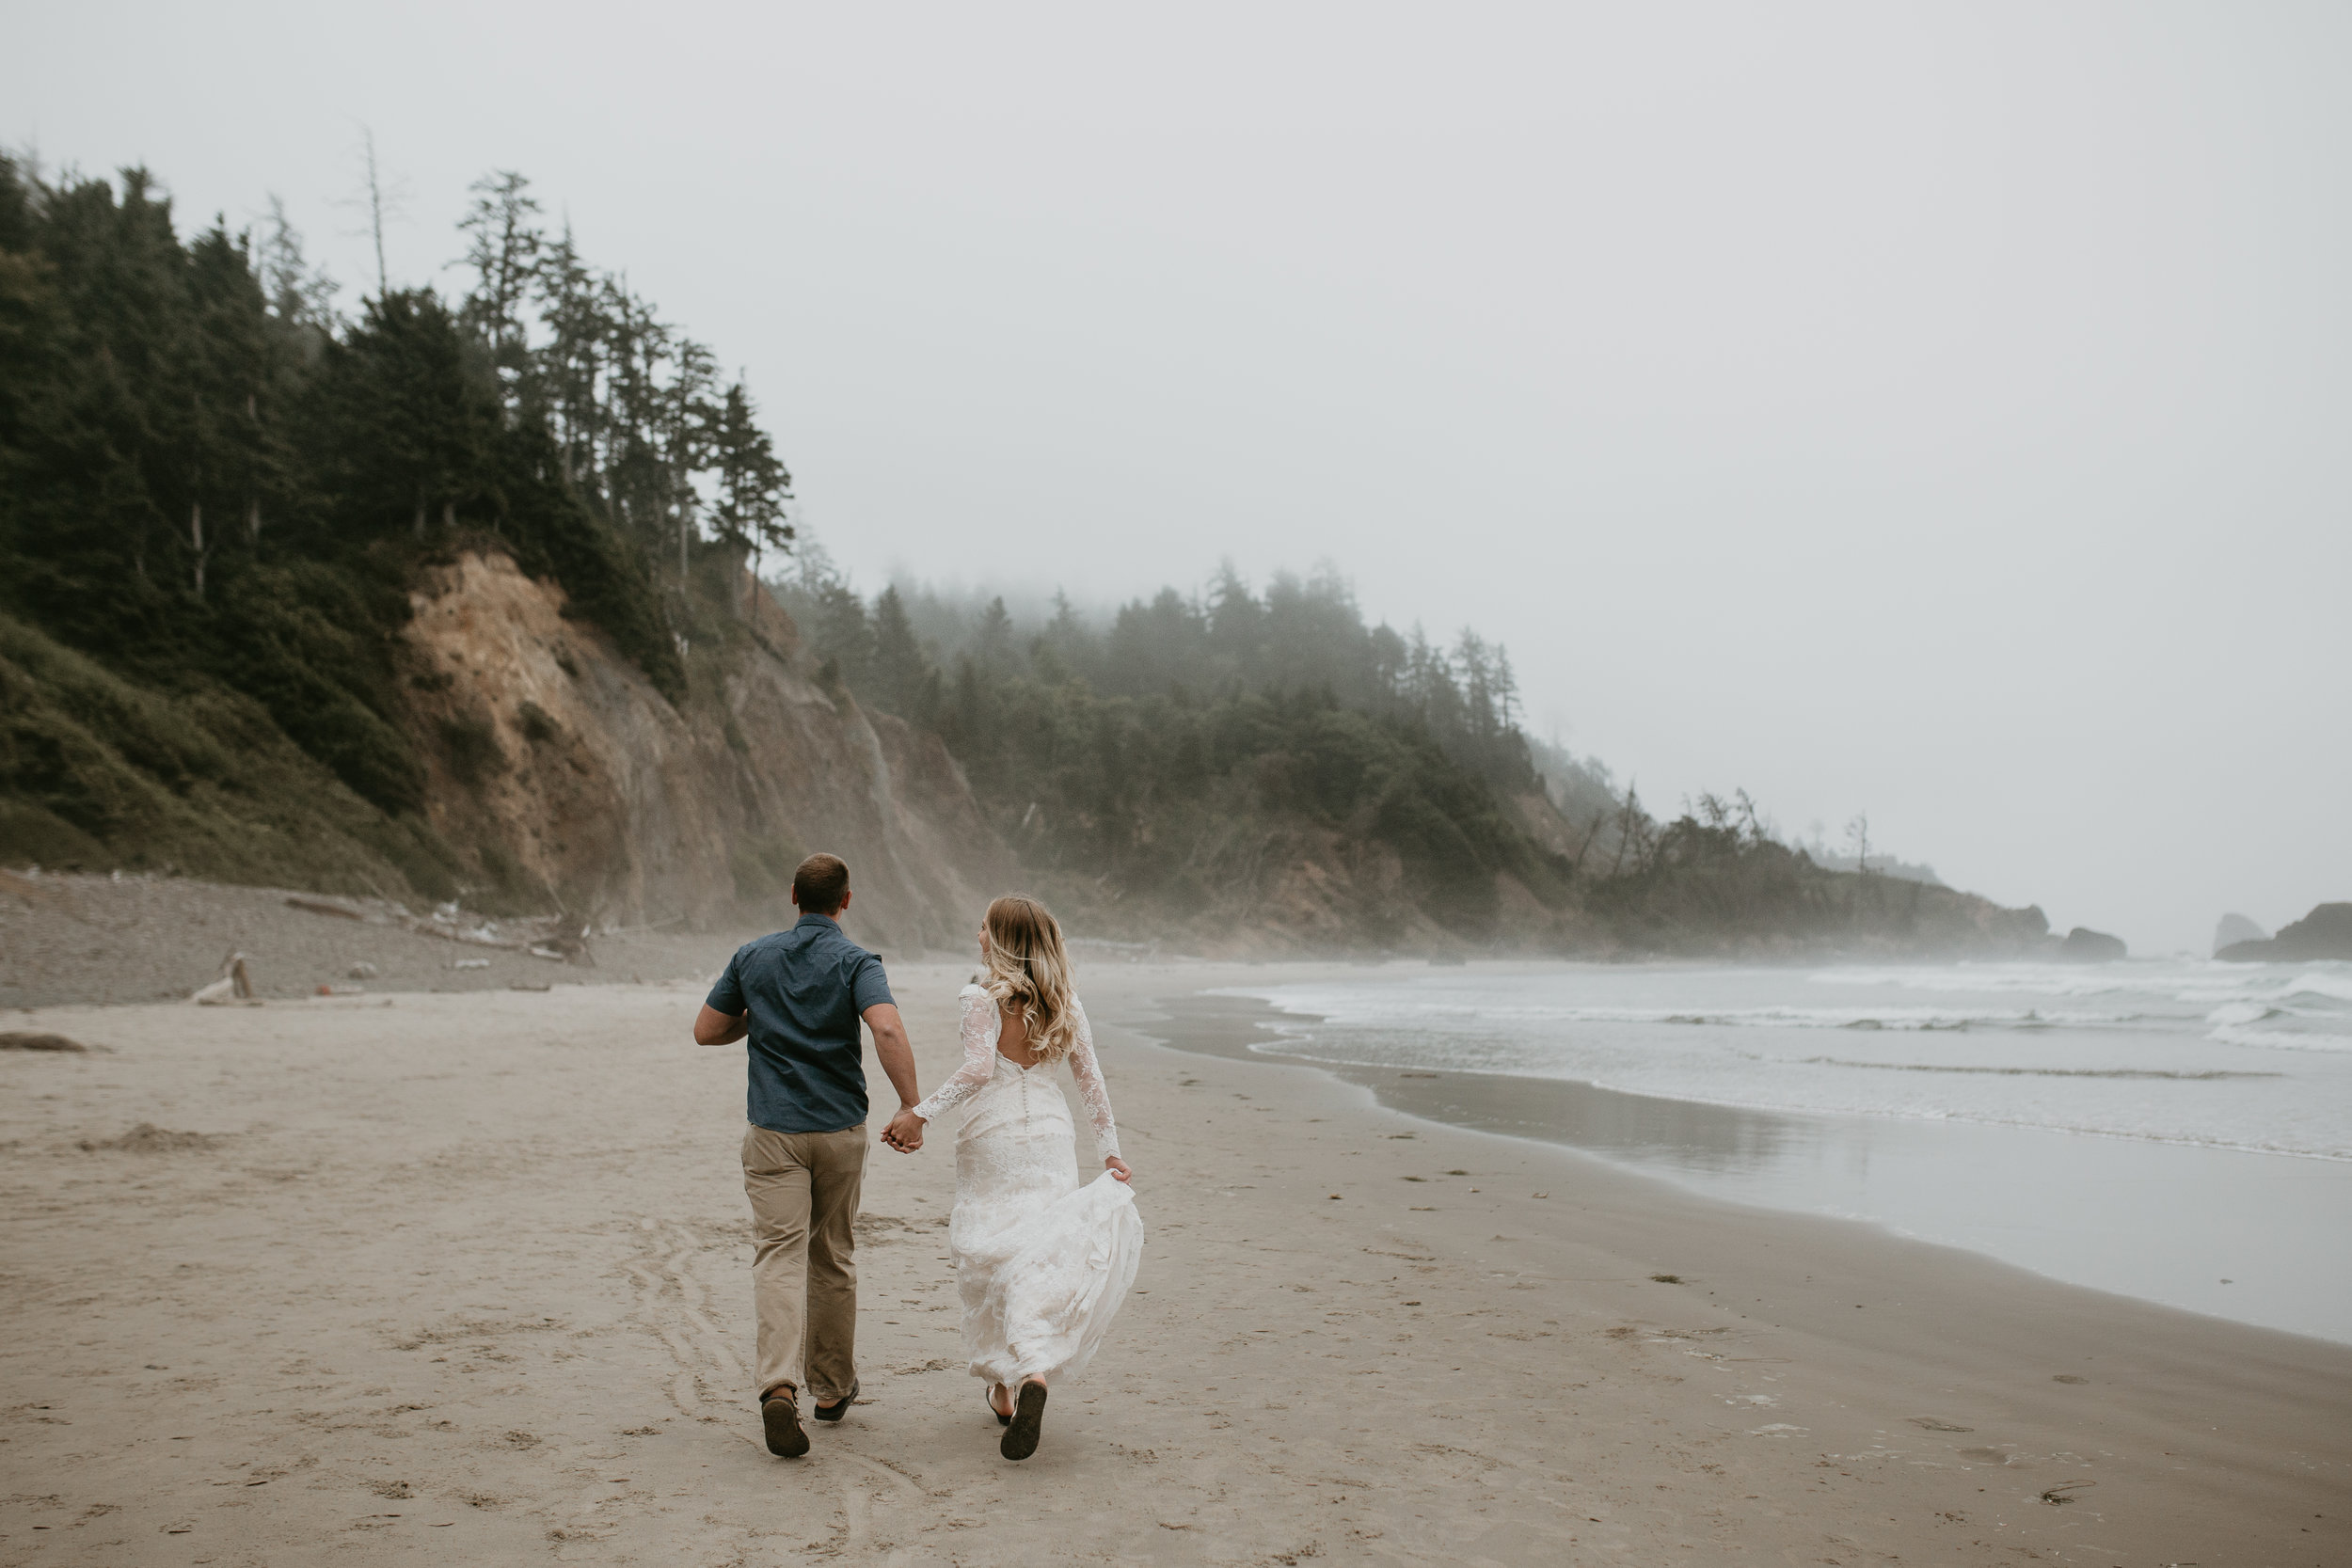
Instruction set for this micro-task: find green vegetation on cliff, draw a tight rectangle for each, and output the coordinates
[1,153,2050,956]
[773,563,1570,940]
[772,559,2050,955]
[0,158,784,890]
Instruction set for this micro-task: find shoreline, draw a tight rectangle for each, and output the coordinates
[1145,990,2352,1345]
[2,959,2346,1563]
[0,866,2254,1017]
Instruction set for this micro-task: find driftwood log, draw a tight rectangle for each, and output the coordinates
[0,1032,87,1052]
[278,895,598,965]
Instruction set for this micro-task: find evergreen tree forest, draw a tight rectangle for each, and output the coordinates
[0,157,788,886]
[0,153,2042,953]
[771,553,2053,952]
[773,558,1598,935]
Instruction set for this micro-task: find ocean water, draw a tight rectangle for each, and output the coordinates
[1211,958,2352,1340]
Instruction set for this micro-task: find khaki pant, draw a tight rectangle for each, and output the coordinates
[741,1122,867,1403]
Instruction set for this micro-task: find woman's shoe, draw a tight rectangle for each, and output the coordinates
[761,1389,809,1459]
[985,1385,1011,1426]
[813,1379,859,1423]
[1000,1381,1047,1461]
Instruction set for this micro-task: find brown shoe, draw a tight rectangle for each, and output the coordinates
[762,1388,809,1458]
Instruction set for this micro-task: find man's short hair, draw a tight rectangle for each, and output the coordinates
[792,853,851,914]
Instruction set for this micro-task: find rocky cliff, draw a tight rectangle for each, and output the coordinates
[3,546,2075,963]
[393,552,1008,954]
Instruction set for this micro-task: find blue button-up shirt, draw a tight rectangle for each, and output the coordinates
[706,913,895,1133]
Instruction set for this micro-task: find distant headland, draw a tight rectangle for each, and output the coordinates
[2217,904,2352,962]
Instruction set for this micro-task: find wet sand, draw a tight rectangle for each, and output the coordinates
[2,960,2346,1565]
[1165,992,2352,1343]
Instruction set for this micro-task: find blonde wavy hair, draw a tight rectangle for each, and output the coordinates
[977,895,1079,1063]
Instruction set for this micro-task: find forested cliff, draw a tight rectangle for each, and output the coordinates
[0,157,2056,958]
[768,562,2055,958]
[0,158,996,948]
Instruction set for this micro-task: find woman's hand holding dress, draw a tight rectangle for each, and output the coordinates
[915,986,1142,1393]
[1064,999,1126,1171]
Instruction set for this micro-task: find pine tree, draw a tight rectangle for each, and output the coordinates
[708,378,793,565]
[181,221,287,594]
[657,335,719,579]
[530,222,605,485]
[1039,590,1099,680]
[870,584,930,715]
[976,595,1016,673]
[456,170,544,399]
[31,167,196,598]
[257,197,340,344]
[321,289,499,539]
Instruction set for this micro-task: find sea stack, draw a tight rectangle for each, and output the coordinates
[2059,927,2128,962]
[2213,912,2268,956]
[2217,903,2352,962]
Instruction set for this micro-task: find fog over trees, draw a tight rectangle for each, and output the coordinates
[2,152,2015,952]
[768,545,2001,947]
[773,552,1615,929]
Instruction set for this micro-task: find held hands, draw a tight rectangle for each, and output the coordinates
[882,1107,926,1153]
[881,1112,1123,1177]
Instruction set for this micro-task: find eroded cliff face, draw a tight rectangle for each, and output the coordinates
[398,552,1007,954]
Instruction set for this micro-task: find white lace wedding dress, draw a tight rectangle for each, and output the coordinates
[909,985,1143,1390]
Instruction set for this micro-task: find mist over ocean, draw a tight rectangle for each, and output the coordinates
[1231,960,2352,1157]
[1219,960,2352,1341]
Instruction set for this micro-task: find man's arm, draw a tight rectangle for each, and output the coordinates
[864,1003,922,1147]
[694,1005,748,1046]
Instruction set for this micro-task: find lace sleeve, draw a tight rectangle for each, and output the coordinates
[1064,998,1121,1160]
[911,987,996,1123]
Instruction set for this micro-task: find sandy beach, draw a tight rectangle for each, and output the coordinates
[4,958,2348,1566]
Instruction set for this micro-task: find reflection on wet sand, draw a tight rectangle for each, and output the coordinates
[1142,990,2352,1344]
[1153,991,1808,1176]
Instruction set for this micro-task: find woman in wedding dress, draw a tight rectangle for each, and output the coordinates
[887,895,1143,1460]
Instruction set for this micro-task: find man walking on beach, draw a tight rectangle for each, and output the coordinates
[692,852,923,1459]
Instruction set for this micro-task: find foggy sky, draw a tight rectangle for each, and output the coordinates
[10,2,2348,954]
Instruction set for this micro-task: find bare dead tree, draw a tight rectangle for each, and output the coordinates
[338,126,411,298]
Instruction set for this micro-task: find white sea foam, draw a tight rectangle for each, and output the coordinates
[1808,965,2141,998]
[2205,1022,2352,1053]
[1458,1004,2132,1032]
[1225,958,2352,1162]
[1810,958,2352,1010]
[1206,961,2352,1342]
[2284,970,2352,1005]
[1275,998,2142,1032]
